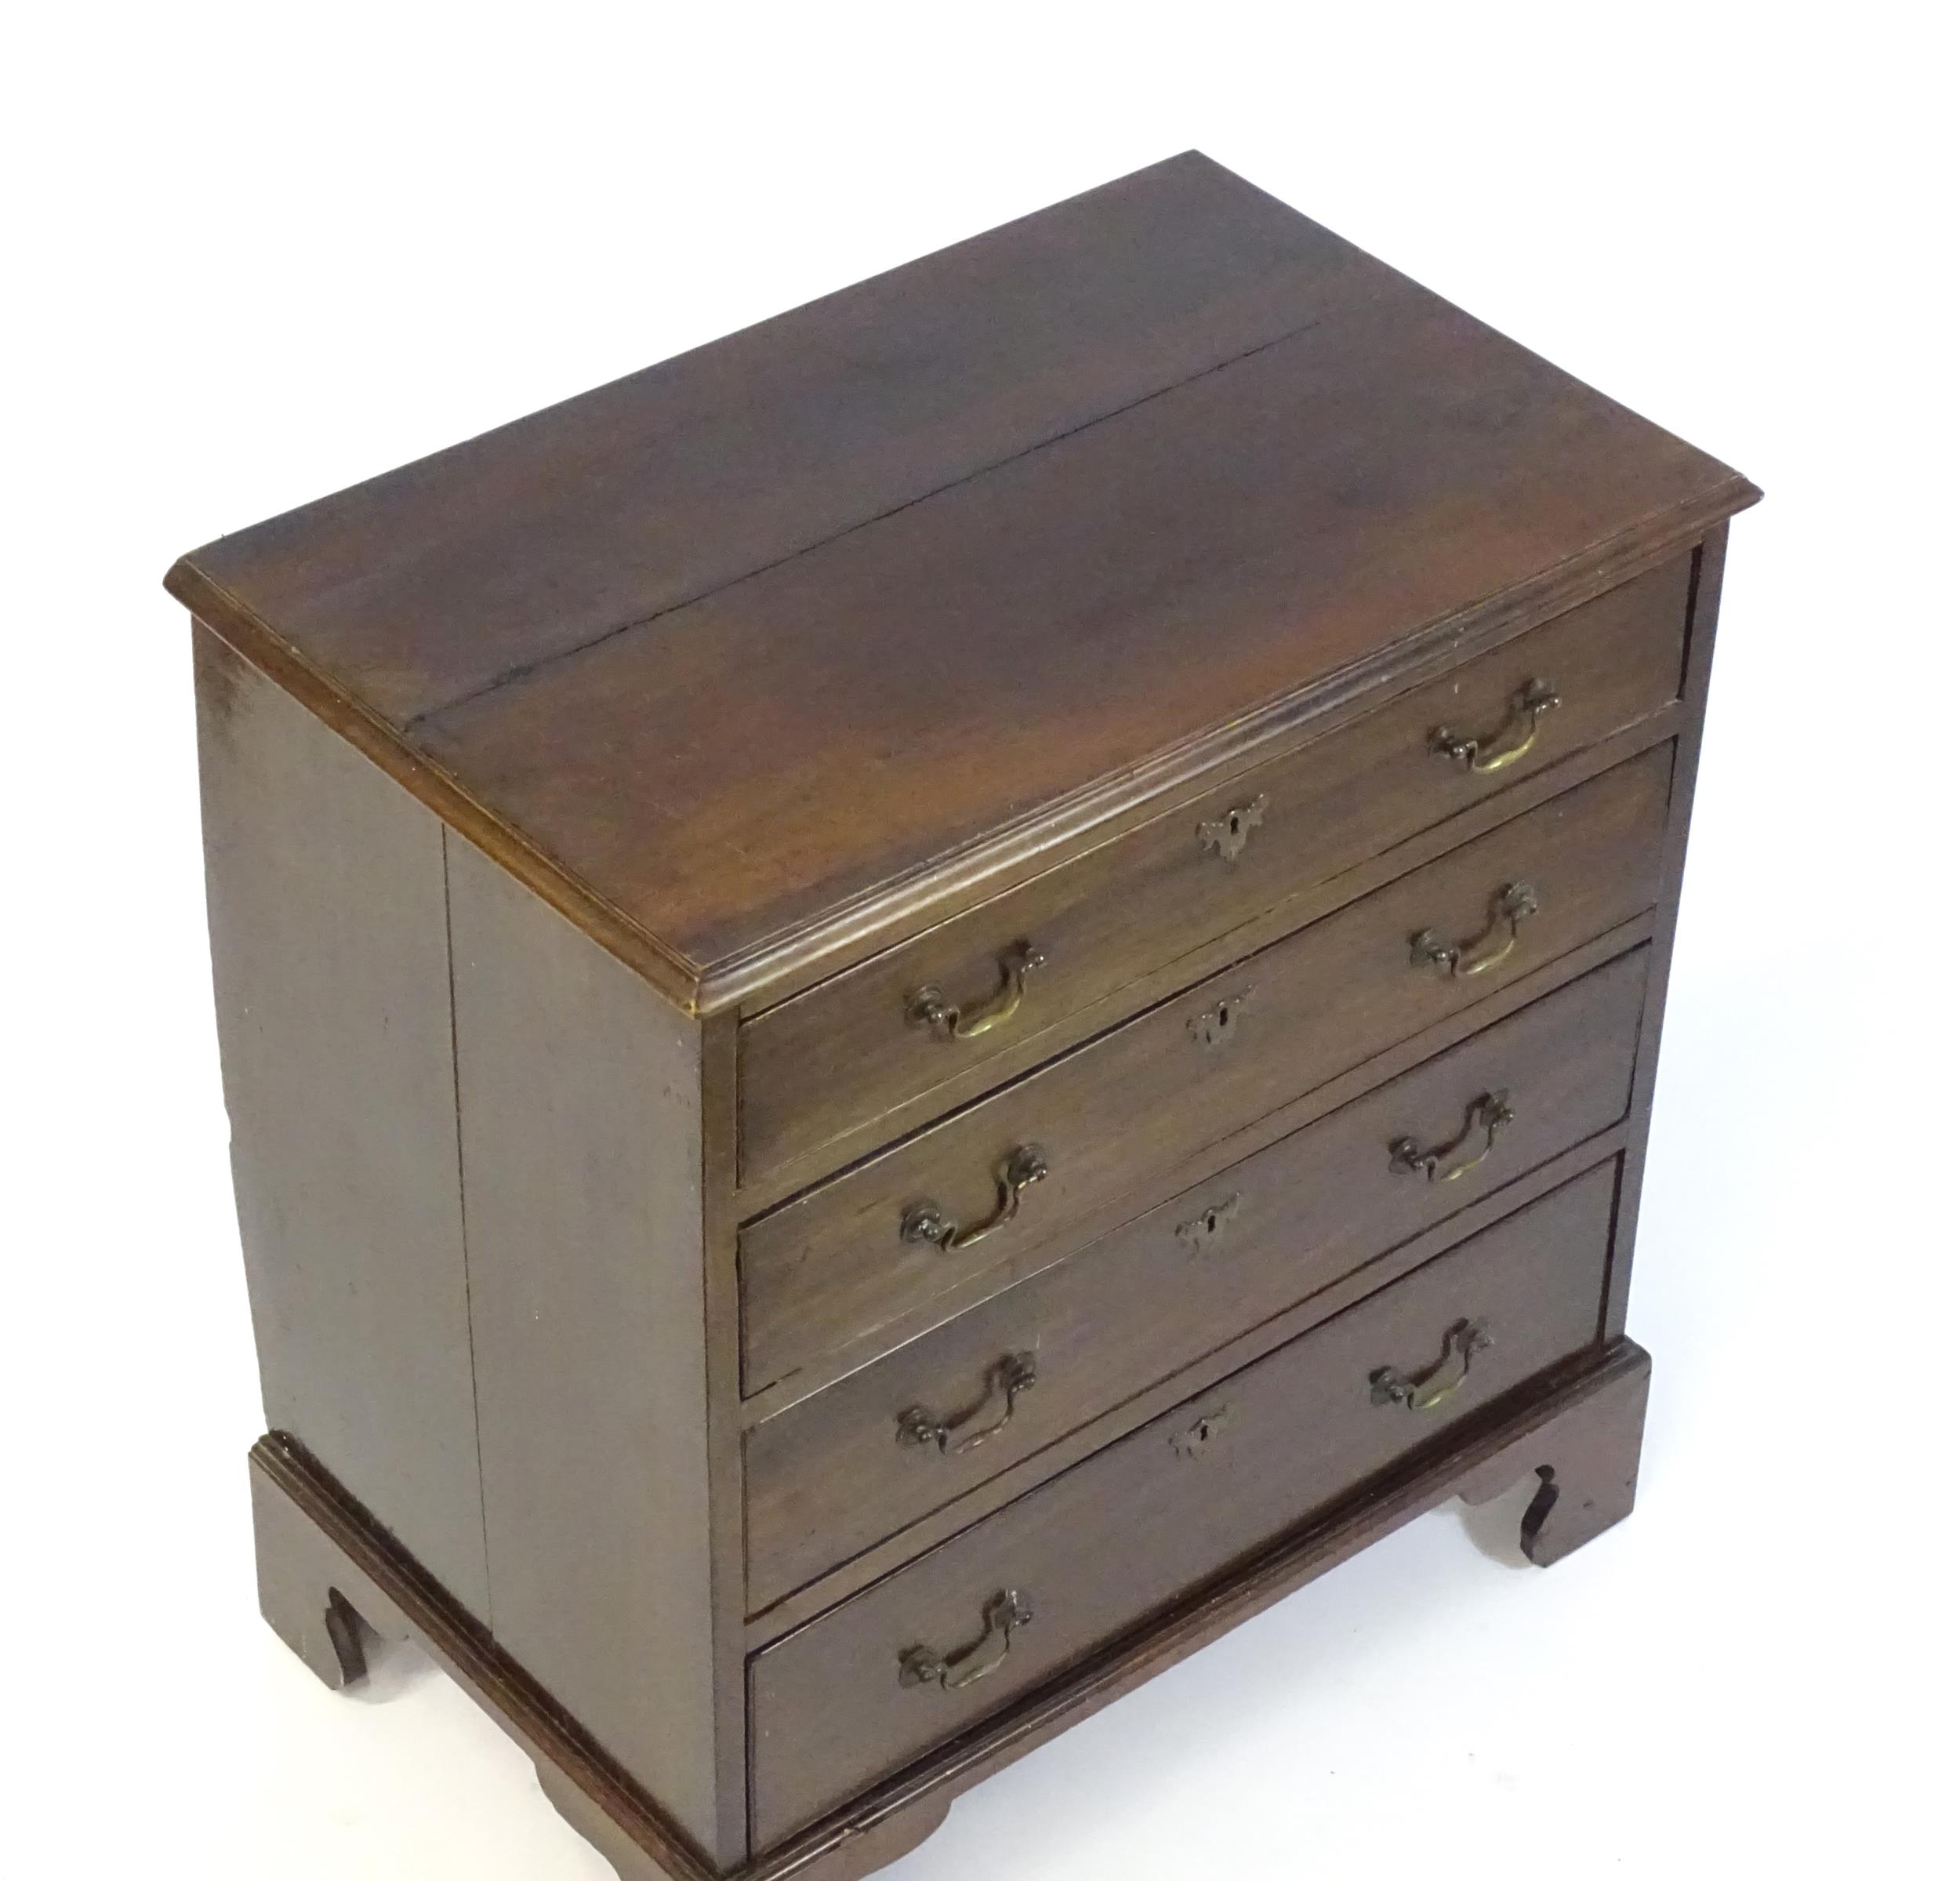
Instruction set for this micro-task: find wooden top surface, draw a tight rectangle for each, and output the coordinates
[169,152,1757,1014]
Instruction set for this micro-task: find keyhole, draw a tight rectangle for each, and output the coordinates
[1214,1003,1233,1032]
[1203,1209,1221,1235]
[1226,812,1243,837]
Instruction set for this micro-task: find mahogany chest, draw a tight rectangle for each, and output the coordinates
[171,152,1759,1878]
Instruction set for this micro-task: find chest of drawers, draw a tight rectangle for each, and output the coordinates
[172,153,1758,1879]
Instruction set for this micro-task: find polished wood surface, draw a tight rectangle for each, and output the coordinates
[749,1164,1617,1845]
[408,318,1737,998]
[739,554,1690,1182]
[739,743,1671,1392]
[195,630,491,1620]
[170,154,1358,725]
[173,154,1754,1881]
[168,156,1753,1016]
[249,1340,1653,1881]
[744,946,1648,1610]
[448,837,735,1861]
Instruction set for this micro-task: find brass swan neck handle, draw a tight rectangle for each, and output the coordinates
[898,1353,1038,1456]
[899,1590,1033,1692]
[1429,680,1560,774]
[906,942,1045,1041]
[1389,1093,1514,1183]
[1410,882,1540,979]
[1370,1319,1494,1412]
[901,1146,1050,1254]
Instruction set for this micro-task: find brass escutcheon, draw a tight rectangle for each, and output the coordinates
[1189,990,1250,1048]
[1171,1404,1235,1459]
[1175,1192,1242,1252]
[1196,793,1269,862]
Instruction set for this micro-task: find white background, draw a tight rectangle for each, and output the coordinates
[6,5,1955,1876]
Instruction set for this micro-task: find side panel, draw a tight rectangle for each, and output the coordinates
[1604,523,1730,1335]
[194,625,489,1619]
[447,833,728,1862]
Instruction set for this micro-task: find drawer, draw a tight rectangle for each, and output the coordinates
[744,945,1647,1610]
[739,741,1671,1392]
[739,554,1690,1185]
[749,1161,1617,1845]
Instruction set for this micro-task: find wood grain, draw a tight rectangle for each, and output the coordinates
[744,946,1649,1610]
[448,833,734,1863]
[748,1163,1618,1847]
[167,154,1755,1017]
[169,153,1363,724]
[174,153,1754,1881]
[739,743,1672,1393]
[739,554,1690,1183]
[247,1338,1651,1881]
[194,626,490,1619]
[413,305,1742,989]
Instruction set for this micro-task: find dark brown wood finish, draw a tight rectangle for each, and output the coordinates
[249,1338,1653,1881]
[1602,524,1732,1338]
[172,154,1365,725]
[746,1120,1636,1647]
[447,836,735,1863]
[744,946,1649,1610]
[169,158,1753,1018]
[175,154,1754,1881]
[195,630,491,1621]
[740,743,1671,1392]
[732,713,1681,1219]
[739,554,1690,1183]
[749,1164,1618,1847]
[407,321,1737,997]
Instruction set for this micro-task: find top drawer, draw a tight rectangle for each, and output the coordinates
[739,554,1691,1185]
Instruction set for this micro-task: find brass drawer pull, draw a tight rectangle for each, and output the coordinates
[1370,1319,1494,1411]
[1390,1093,1513,1182]
[906,941,1045,1040]
[1430,681,1560,773]
[898,1352,1037,1455]
[1410,881,1539,979]
[902,1146,1049,1253]
[1196,793,1269,861]
[899,1589,1033,1692]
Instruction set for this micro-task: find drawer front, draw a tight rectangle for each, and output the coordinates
[739,742,1671,1392]
[744,945,1647,1609]
[749,1163,1617,1845]
[739,554,1690,1185]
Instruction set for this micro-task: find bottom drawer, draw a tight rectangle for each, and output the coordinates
[749,1160,1617,1847]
